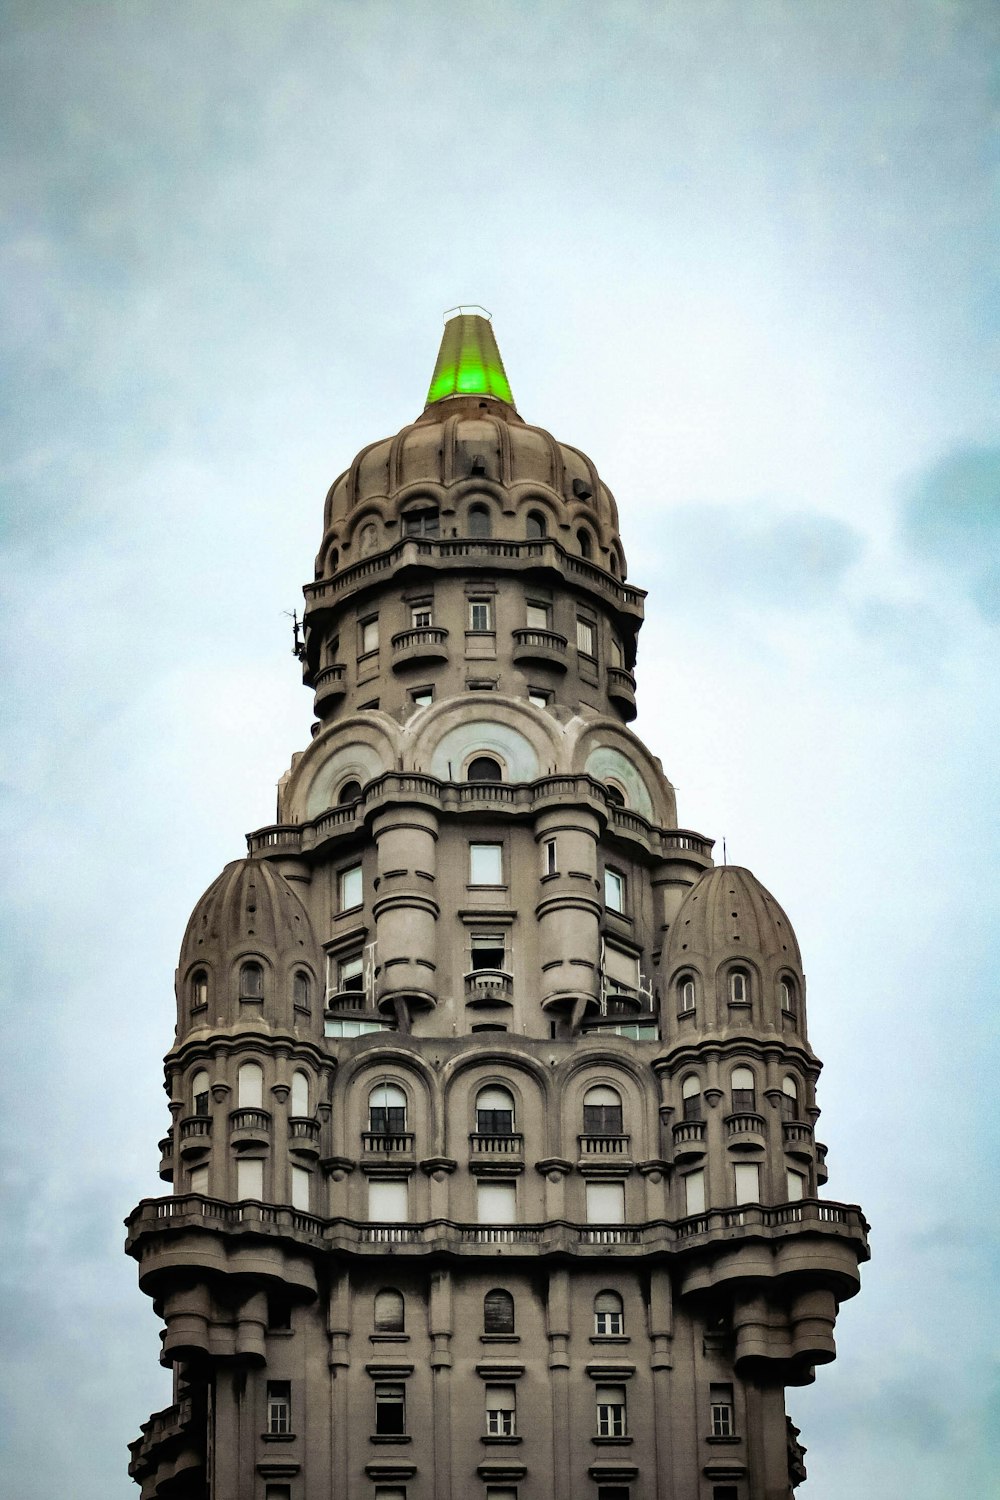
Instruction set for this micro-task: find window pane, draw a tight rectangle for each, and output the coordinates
[477,1182,517,1224]
[237,1158,263,1200]
[340,864,363,910]
[291,1071,309,1115]
[484,1288,515,1333]
[188,1165,208,1196]
[469,599,492,630]
[586,1181,625,1224]
[361,618,379,653]
[787,1169,805,1201]
[604,869,625,911]
[526,603,549,629]
[576,618,595,655]
[238,1062,263,1109]
[685,1169,706,1216]
[470,843,503,885]
[290,1165,310,1211]
[368,1180,408,1221]
[734,1163,760,1204]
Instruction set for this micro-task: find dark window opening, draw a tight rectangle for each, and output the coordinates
[240,962,263,1000]
[375,1383,406,1435]
[583,1104,624,1135]
[338,779,362,805]
[468,504,492,538]
[484,1288,515,1334]
[467,756,502,782]
[526,511,547,539]
[401,507,439,538]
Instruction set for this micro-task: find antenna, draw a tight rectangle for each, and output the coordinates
[282,608,304,659]
[723,837,728,866]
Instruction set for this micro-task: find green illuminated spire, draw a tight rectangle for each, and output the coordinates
[425,307,515,408]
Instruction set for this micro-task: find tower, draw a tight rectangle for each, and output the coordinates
[126,309,868,1500]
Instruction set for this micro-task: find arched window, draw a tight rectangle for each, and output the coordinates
[729,968,749,1005]
[681,1074,702,1121]
[781,1074,799,1121]
[369,1082,407,1135]
[238,1062,264,1110]
[594,1290,624,1336]
[191,1069,210,1116]
[239,961,263,1000]
[526,510,547,540]
[468,503,492,538]
[293,971,310,1011]
[190,969,208,1009]
[731,1067,756,1114]
[374,1287,405,1334]
[401,505,439,538]
[583,1085,623,1136]
[329,547,339,572]
[338,779,362,805]
[291,1070,309,1117]
[359,521,379,555]
[483,1288,515,1334]
[466,755,502,783]
[678,976,696,1013]
[577,528,593,559]
[779,977,796,1014]
[608,553,618,576]
[604,782,626,807]
[476,1086,515,1137]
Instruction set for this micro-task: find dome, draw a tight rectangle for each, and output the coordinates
[664,865,802,970]
[179,858,317,974]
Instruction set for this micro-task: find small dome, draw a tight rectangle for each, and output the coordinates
[179,858,317,973]
[664,865,801,970]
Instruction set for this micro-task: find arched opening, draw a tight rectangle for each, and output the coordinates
[731,1066,757,1114]
[583,1084,623,1137]
[239,961,263,1000]
[237,1062,264,1109]
[368,1082,407,1135]
[678,976,696,1014]
[291,1070,309,1116]
[729,968,749,1005]
[577,527,593,559]
[338,779,363,805]
[191,1069,210,1116]
[779,976,797,1014]
[526,510,547,540]
[293,971,311,1010]
[594,1290,624,1336]
[374,1287,405,1333]
[681,1074,702,1121]
[466,755,502,783]
[358,521,378,555]
[190,969,208,1009]
[781,1074,800,1121]
[604,782,626,807]
[401,505,439,538]
[476,1085,515,1137]
[483,1288,515,1334]
[468,503,492,538]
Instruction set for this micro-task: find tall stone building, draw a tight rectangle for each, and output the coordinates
[127,310,868,1500]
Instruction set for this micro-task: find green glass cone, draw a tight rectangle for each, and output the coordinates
[425,312,515,407]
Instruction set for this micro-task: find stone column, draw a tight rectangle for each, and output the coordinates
[429,1267,454,1500]
[546,1267,572,1500]
[372,804,440,1014]
[649,1268,676,1500]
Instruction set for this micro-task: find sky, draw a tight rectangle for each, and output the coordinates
[1,2,998,1495]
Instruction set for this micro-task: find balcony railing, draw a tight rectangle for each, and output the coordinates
[229,1108,271,1132]
[289,1117,320,1154]
[672,1120,706,1159]
[578,1133,631,1155]
[782,1121,816,1159]
[606,665,638,721]
[390,625,449,670]
[725,1112,767,1142]
[469,1132,523,1154]
[465,969,514,1004]
[510,627,569,670]
[361,1131,415,1155]
[313,663,347,716]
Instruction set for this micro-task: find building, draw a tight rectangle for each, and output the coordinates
[126,309,868,1500]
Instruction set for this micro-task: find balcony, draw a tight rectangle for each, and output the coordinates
[325,988,369,1014]
[362,1131,415,1157]
[511,627,568,671]
[725,1112,767,1150]
[391,625,449,671]
[289,1117,321,1158]
[671,1119,706,1161]
[465,969,514,1006]
[469,1132,523,1157]
[606,666,637,721]
[578,1134,631,1157]
[228,1108,271,1147]
[158,1135,174,1183]
[313,662,347,717]
[816,1142,829,1185]
[782,1120,816,1161]
[178,1116,212,1158]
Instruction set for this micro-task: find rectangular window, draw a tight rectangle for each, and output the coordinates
[595,1385,626,1437]
[734,1163,760,1205]
[290,1165,310,1212]
[598,1489,631,1500]
[576,617,596,656]
[710,1382,735,1437]
[528,689,550,709]
[610,636,625,667]
[375,1382,406,1435]
[368,1179,408,1222]
[470,932,506,970]
[485,1384,516,1436]
[339,863,363,911]
[324,1018,391,1037]
[410,603,432,628]
[525,602,550,630]
[265,1487,292,1500]
[266,1381,291,1435]
[486,1490,518,1500]
[188,1165,209,1196]
[604,867,625,912]
[337,953,365,992]
[586,1181,625,1224]
[477,1180,517,1225]
[603,942,639,998]
[469,599,492,631]
[411,688,433,708]
[470,842,503,885]
[360,616,379,654]
[543,838,557,876]
[236,1158,263,1201]
[685,1169,706,1216]
[786,1169,806,1202]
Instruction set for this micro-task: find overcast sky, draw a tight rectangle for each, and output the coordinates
[1,3,998,1496]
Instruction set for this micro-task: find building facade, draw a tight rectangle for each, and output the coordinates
[126,310,868,1500]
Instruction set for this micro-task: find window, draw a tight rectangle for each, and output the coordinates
[586,1181,625,1224]
[602,944,639,1001]
[470,843,503,885]
[239,961,263,1000]
[710,1382,734,1437]
[487,1490,518,1500]
[287,1072,308,1119]
[781,1074,799,1120]
[266,1381,291,1435]
[374,1287,405,1334]
[525,601,550,629]
[477,1181,517,1224]
[467,755,503,782]
[325,1018,393,1037]
[292,971,311,1011]
[470,933,506,973]
[780,976,796,1013]
[369,1082,407,1134]
[411,687,433,709]
[734,1162,760,1205]
[189,1164,208,1196]
[337,953,365,994]
[360,616,379,654]
[684,1169,706,1216]
[401,505,439,537]
[576,617,596,656]
[577,528,594,560]
[374,1490,406,1500]
[787,1169,806,1202]
[368,1179,408,1221]
[469,598,493,631]
[192,1069,210,1117]
[681,1075,702,1121]
[290,1165,310,1211]
[604,867,625,913]
[594,1290,624,1336]
[526,510,547,539]
[583,1084,623,1136]
[468,503,492,538]
[265,1486,291,1500]
[713,1490,739,1500]
[729,968,749,1005]
[486,1385,516,1436]
[731,1067,756,1114]
[528,690,550,709]
[190,970,208,1009]
[238,1062,263,1108]
[339,863,363,911]
[598,1489,631,1500]
[610,635,625,667]
[410,602,433,628]
[595,1384,626,1437]
[679,976,696,1013]
[375,1382,406,1435]
[359,521,379,555]
[476,1085,515,1135]
[267,1293,291,1331]
[338,779,362,805]
[543,838,557,876]
[483,1288,515,1334]
[237,1158,263,1200]
[604,781,626,807]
